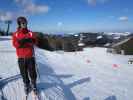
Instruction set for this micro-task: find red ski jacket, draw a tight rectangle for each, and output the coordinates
[12,28,37,58]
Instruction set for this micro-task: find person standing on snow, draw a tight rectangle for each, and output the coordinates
[12,16,38,95]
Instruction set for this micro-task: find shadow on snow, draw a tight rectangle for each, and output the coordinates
[0,74,21,100]
[36,59,91,100]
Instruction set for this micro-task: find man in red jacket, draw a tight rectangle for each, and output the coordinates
[12,16,37,95]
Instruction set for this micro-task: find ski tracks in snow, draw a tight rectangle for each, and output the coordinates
[0,38,75,100]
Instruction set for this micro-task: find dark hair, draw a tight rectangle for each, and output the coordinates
[17,16,27,25]
[17,16,28,29]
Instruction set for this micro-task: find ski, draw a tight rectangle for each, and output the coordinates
[23,94,28,100]
[24,91,30,100]
[23,85,32,100]
[25,95,28,100]
[31,90,41,100]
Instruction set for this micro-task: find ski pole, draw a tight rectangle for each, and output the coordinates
[33,47,41,81]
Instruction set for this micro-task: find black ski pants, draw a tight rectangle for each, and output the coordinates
[18,57,37,87]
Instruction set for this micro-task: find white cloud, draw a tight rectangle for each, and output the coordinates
[15,0,27,5]
[0,0,49,22]
[87,0,110,5]
[24,3,49,14]
[0,12,13,21]
[88,0,96,5]
[99,0,109,3]
[119,16,128,21]
[14,0,49,14]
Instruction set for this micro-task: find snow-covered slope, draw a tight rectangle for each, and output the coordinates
[104,32,132,36]
[0,36,133,100]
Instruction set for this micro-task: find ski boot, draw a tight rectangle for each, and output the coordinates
[32,84,37,93]
[24,84,32,95]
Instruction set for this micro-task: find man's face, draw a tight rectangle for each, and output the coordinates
[20,22,27,29]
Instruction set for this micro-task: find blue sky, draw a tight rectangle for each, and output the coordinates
[0,0,133,33]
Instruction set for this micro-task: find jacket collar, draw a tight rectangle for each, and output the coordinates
[17,28,29,34]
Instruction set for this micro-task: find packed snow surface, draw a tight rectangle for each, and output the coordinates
[0,36,133,100]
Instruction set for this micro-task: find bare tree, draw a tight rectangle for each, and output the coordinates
[5,20,12,36]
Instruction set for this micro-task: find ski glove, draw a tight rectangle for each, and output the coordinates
[18,38,33,48]
[18,38,33,45]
